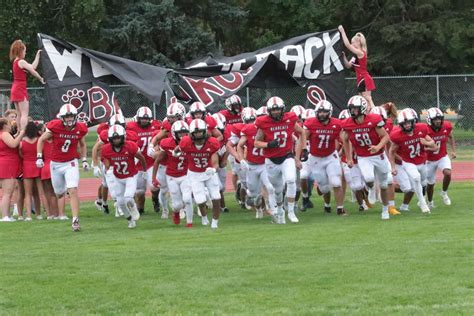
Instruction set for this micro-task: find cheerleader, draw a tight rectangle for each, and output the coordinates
[19,121,44,220]
[338,26,376,111]
[0,118,24,221]
[9,40,45,131]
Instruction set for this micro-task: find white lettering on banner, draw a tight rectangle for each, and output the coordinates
[90,59,113,78]
[187,32,342,79]
[42,39,82,81]
[304,37,324,79]
[280,45,305,78]
[323,32,343,74]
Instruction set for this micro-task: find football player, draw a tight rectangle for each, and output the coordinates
[37,104,88,231]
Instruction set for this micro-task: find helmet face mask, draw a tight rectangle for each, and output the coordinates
[317,110,330,122]
[348,105,363,119]
[191,111,205,120]
[431,116,443,129]
[63,114,76,127]
[138,116,151,128]
[108,125,126,149]
[401,120,415,133]
[269,108,284,121]
[191,129,206,141]
[189,119,207,142]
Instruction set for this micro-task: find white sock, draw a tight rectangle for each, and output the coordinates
[287,202,295,213]
[211,218,218,226]
[185,203,193,224]
[382,205,388,212]
[389,200,395,206]
[302,192,308,198]
[324,203,331,208]
[97,198,103,203]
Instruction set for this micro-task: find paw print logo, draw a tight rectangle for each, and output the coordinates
[61,88,86,111]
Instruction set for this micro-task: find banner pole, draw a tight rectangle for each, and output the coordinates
[246,87,250,107]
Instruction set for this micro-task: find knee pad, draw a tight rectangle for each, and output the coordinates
[286,180,297,198]
[319,184,331,194]
[329,177,342,189]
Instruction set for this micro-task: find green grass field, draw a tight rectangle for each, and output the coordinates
[0,182,472,315]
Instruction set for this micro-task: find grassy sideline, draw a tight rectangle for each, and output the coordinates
[0,182,472,314]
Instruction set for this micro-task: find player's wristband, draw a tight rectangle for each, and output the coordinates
[82,158,88,162]
[37,153,43,159]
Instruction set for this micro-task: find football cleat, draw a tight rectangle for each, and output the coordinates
[128,219,136,229]
[173,212,180,225]
[287,211,299,223]
[367,187,376,205]
[388,206,401,215]
[337,208,348,216]
[440,191,451,205]
[72,218,80,232]
[381,210,390,220]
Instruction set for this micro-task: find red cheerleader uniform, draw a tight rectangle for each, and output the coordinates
[40,140,53,180]
[10,59,29,102]
[350,51,376,92]
[0,132,21,179]
[21,139,41,178]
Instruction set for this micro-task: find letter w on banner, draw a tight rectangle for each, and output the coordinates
[38,33,169,126]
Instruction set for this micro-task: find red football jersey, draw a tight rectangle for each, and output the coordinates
[99,129,138,144]
[161,118,172,132]
[46,119,88,162]
[241,123,265,164]
[185,115,217,134]
[390,123,429,165]
[342,114,385,157]
[127,120,161,169]
[159,137,187,177]
[97,122,109,135]
[101,141,139,179]
[255,112,299,158]
[304,117,342,157]
[219,109,242,125]
[179,136,220,172]
[426,121,452,161]
[384,118,394,133]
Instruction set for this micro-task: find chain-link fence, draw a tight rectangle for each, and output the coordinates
[1,74,472,128]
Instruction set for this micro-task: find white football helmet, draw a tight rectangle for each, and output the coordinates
[241,107,257,123]
[225,95,243,114]
[256,106,268,117]
[136,106,153,127]
[338,109,351,120]
[315,100,333,122]
[107,124,126,147]
[290,105,305,120]
[189,101,207,119]
[370,106,388,120]
[347,95,368,119]
[167,102,186,120]
[189,118,207,141]
[397,108,417,132]
[109,113,126,127]
[212,112,226,127]
[426,107,444,127]
[171,120,189,141]
[58,104,78,127]
[266,96,285,121]
[302,108,316,120]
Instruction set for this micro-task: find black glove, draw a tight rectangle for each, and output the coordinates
[300,149,309,162]
[267,139,280,148]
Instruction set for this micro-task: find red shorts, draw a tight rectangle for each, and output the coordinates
[0,159,21,179]
[41,160,52,180]
[23,160,41,178]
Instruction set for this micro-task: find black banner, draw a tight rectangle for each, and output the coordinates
[38,29,347,125]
